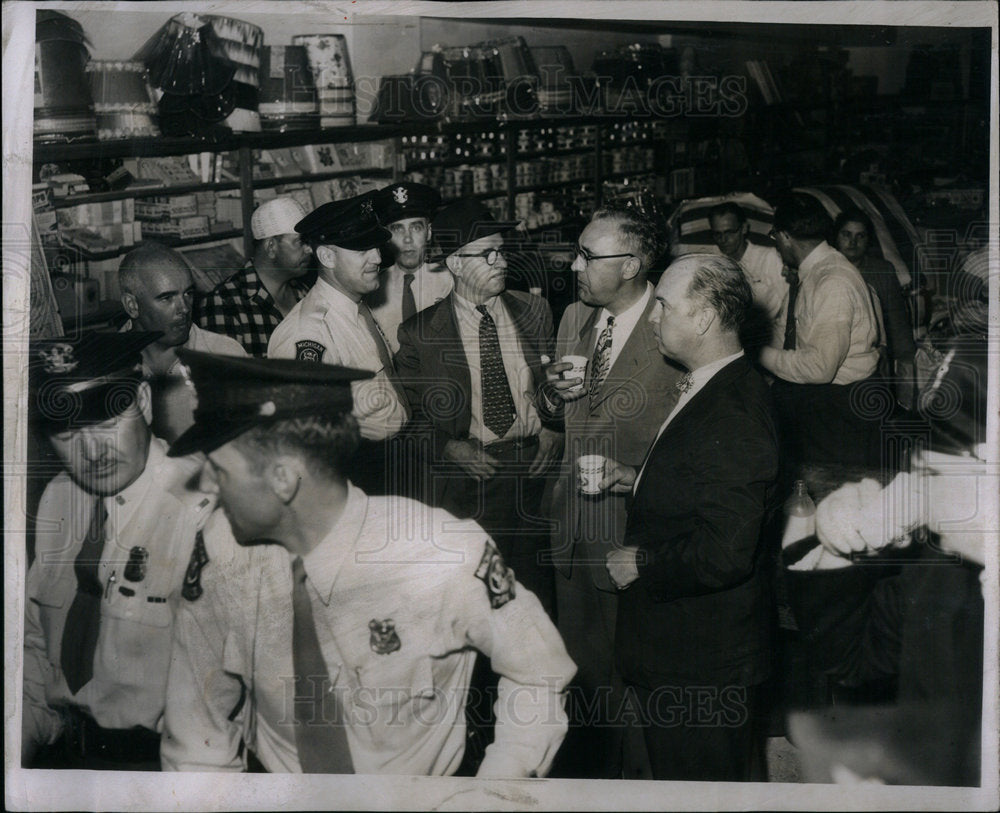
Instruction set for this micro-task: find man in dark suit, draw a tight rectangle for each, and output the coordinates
[540,204,684,778]
[599,253,780,781]
[395,198,562,614]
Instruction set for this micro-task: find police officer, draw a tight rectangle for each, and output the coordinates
[268,191,409,495]
[368,181,452,353]
[22,332,216,770]
[161,349,575,776]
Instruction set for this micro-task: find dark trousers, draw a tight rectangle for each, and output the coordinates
[551,564,625,779]
[771,377,885,482]
[628,682,766,782]
[28,708,161,771]
[434,436,554,614]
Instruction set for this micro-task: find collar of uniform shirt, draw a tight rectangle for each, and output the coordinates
[592,282,652,352]
[299,483,369,606]
[108,435,170,531]
[312,275,368,323]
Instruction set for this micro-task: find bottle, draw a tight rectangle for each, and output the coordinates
[782,479,816,548]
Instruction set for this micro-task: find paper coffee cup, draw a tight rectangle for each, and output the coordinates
[561,354,588,392]
[578,454,606,494]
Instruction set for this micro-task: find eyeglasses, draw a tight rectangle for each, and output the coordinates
[575,245,635,265]
[453,247,503,266]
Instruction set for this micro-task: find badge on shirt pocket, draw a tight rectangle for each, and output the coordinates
[369,618,402,655]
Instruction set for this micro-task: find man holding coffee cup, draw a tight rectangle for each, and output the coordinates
[597,253,780,782]
[539,204,684,779]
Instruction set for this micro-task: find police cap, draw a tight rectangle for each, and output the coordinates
[30,331,161,431]
[168,349,373,456]
[373,181,441,225]
[295,191,391,251]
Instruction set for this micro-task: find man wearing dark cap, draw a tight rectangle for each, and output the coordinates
[22,332,217,770]
[268,191,409,495]
[160,350,575,776]
[369,181,452,354]
[396,198,562,614]
[196,196,314,357]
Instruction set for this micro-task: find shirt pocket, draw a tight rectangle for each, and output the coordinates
[31,574,76,662]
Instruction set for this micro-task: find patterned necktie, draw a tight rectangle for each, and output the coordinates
[401,273,417,323]
[60,496,107,694]
[588,315,614,406]
[783,269,801,351]
[676,373,693,394]
[477,304,517,439]
[291,557,354,774]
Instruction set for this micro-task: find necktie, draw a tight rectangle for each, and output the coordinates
[477,304,517,439]
[291,557,354,774]
[401,273,417,324]
[359,302,407,406]
[783,269,800,351]
[676,373,693,394]
[60,496,107,694]
[588,315,614,406]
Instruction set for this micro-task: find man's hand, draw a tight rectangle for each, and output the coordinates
[528,427,563,478]
[597,459,637,494]
[541,360,585,403]
[606,546,640,589]
[444,439,499,481]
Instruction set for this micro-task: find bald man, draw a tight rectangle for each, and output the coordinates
[119,243,246,443]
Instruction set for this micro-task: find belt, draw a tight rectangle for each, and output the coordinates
[61,706,161,764]
[480,435,539,455]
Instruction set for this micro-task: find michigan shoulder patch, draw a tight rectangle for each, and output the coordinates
[475,538,516,609]
[295,340,326,363]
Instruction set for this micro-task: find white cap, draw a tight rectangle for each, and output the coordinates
[251,197,308,240]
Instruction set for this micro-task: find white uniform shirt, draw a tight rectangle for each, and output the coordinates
[368,262,454,354]
[451,292,542,443]
[762,241,880,385]
[23,439,214,748]
[161,486,575,776]
[268,277,409,440]
[738,241,786,322]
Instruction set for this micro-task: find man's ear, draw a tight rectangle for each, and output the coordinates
[122,291,140,320]
[445,254,460,275]
[265,237,279,259]
[621,255,641,281]
[267,455,304,504]
[315,245,336,268]
[695,304,716,336]
[135,380,153,425]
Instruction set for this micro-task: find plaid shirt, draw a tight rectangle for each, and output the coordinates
[195,262,311,358]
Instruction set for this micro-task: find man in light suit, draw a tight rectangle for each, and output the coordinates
[539,204,683,778]
[601,253,780,781]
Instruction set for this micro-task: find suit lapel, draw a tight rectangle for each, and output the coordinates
[657,356,747,444]
[587,295,659,411]
[429,296,473,437]
[503,291,545,388]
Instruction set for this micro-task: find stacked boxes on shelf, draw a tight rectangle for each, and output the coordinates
[56,198,141,254]
[135,195,210,240]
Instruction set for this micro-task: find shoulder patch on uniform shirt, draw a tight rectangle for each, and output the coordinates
[369,618,402,654]
[295,340,326,363]
[182,530,210,602]
[475,538,516,609]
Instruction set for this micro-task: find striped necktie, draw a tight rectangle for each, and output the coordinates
[588,315,614,406]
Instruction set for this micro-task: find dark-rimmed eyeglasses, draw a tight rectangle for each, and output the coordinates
[453,247,503,266]
[575,245,635,265]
